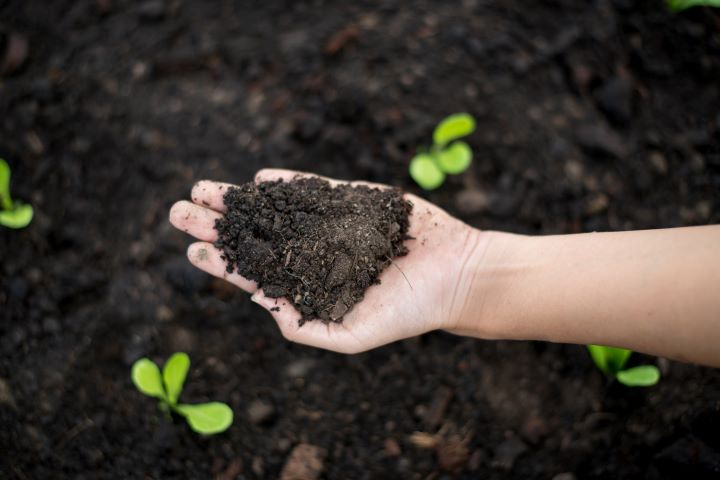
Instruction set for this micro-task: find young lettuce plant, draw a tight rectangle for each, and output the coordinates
[667,0,720,11]
[132,352,233,435]
[409,113,476,190]
[0,159,33,229]
[587,345,660,387]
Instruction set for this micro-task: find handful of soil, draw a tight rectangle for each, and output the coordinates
[213,177,413,324]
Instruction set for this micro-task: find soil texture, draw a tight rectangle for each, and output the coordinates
[214,178,412,323]
[1,0,720,479]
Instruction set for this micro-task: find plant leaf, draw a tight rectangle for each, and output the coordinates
[605,346,632,373]
[437,141,472,174]
[409,154,445,190]
[587,345,609,374]
[667,0,720,12]
[587,345,631,375]
[131,358,167,400]
[176,402,234,435]
[0,159,13,211]
[616,365,661,387]
[0,203,33,229]
[433,113,476,147]
[163,352,190,406]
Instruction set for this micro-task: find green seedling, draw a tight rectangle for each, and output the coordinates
[409,113,476,190]
[132,352,233,435]
[0,158,33,229]
[587,345,660,387]
[667,0,720,11]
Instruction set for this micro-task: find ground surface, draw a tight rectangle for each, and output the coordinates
[1,0,719,478]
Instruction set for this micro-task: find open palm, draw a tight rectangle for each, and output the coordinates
[169,169,482,354]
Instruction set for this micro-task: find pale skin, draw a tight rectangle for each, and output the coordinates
[169,169,720,367]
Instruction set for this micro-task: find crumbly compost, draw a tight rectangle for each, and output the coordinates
[213,177,413,324]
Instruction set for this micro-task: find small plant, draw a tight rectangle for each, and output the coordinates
[587,345,660,387]
[409,113,476,190]
[131,352,234,435]
[0,158,33,229]
[668,0,720,11]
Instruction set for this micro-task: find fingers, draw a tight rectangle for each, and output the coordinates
[169,201,222,241]
[186,242,258,293]
[190,180,236,212]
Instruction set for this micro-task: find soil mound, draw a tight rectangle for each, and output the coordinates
[214,177,412,323]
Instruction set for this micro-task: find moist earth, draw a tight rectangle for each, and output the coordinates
[214,178,412,323]
[2,0,720,478]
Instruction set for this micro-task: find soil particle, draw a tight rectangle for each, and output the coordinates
[384,438,402,457]
[280,443,326,480]
[246,399,275,425]
[216,459,244,480]
[0,378,17,409]
[214,177,412,323]
[575,123,628,159]
[437,435,470,472]
[595,75,633,125]
[520,414,550,445]
[285,358,316,378]
[424,386,453,429]
[492,436,528,471]
[137,0,166,22]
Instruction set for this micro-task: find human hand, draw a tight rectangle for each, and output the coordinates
[169,169,486,354]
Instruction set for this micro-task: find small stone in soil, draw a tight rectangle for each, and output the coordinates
[247,400,275,425]
[280,443,326,480]
[213,177,412,324]
[0,378,17,409]
[492,436,528,471]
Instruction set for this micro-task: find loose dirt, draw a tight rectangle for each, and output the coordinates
[213,177,412,323]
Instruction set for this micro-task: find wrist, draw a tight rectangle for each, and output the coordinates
[447,230,534,340]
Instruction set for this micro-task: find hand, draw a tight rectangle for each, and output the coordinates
[169,169,485,354]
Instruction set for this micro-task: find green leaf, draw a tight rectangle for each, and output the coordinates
[587,345,609,374]
[616,365,661,387]
[163,352,190,406]
[0,203,33,229]
[587,345,632,375]
[667,0,720,12]
[409,154,445,190]
[176,402,234,435]
[0,159,13,211]
[437,141,472,174]
[433,113,476,147]
[131,358,167,400]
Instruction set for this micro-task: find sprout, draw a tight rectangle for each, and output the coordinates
[131,352,234,435]
[667,0,720,11]
[409,113,476,190]
[587,345,660,387]
[0,159,33,229]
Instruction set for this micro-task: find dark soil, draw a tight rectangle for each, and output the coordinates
[214,178,411,323]
[2,0,720,479]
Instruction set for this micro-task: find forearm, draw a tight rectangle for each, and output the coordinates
[456,226,720,367]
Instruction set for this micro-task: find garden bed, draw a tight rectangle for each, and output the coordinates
[1,0,719,478]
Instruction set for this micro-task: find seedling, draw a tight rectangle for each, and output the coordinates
[0,158,33,229]
[409,113,476,190]
[587,345,660,387]
[667,0,720,11]
[131,352,233,435]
